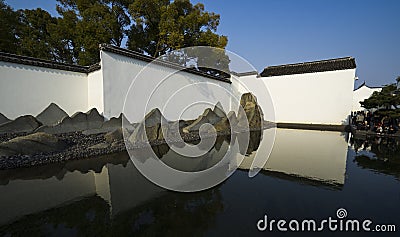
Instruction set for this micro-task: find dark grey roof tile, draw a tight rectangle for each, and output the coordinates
[260,57,356,77]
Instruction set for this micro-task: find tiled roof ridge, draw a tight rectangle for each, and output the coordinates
[99,44,231,83]
[0,51,100,74]
[260,56,356,77]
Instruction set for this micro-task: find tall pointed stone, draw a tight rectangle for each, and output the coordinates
[213,102,226,118]
[36,103,68,126]
[237,93,264,129]
[129,108,168,143]
[0,113,10,125]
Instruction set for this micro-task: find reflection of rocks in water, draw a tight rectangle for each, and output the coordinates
[214,135,228,152]
[151,144,170,159]
[112,189,223,237]
[0,152,130,185]
[355,155,400,180]
[248,130,262,153]
[237,130,262,155]
[0,195,110,236]
[165,139,230,172]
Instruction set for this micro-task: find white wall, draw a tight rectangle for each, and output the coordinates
[0,62,88,119]
[88,69,104,114]
[101,51,233,122]
[352,85,381,111]
[236,69,356,125]
[0,53,356,126]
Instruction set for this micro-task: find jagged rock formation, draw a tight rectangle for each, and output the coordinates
[0,94,267,169]
[0,113,10,125]
[37,108,104,134]
[104,128,124,143]
[129,108,169,143]
[183,108,222,134]
[36,103,68,126]
[237,92,264,129]
[126,93,264,143]
[213,102,226,118]
[83,113,135,135]
[0,132,68,157]
[0,115,42,134]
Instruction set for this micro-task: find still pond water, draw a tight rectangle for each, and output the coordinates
[0,128,399,236]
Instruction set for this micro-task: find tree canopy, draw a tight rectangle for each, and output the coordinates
[0,0,229,69]
[360,78,400,118]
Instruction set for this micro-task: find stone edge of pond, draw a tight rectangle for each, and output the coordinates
[277,123,349,132]
[0,126,273,171]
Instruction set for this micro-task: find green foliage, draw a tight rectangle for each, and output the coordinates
[0,0,20,54]
[360,84,400,109]
[17,8,57,60]
[127,0,229,73]
[0,0,228,69]
[375,109,400,119]
[56,0,131,65]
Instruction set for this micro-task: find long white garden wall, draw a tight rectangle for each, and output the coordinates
[236,69,356,125]
[0,61,88,119]
[0,48,356,126]
[100,51,233,122]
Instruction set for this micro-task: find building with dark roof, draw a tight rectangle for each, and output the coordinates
[235,56,357,128]
[353,82,382,111]
[260,57,356,77]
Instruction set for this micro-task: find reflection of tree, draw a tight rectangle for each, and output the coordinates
[0,188,224,237]
[111,189,223,237]
[352,137,400,180]
[355,155,400,180]
[352,137,400,159]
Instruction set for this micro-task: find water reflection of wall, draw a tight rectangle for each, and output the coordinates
[0,155,166,225]
[0,170,99,225]
[106,161,164,217]
[0,154,223,236]
[1,148,223,226]
[240,129,348,186]
[0,129,349,226]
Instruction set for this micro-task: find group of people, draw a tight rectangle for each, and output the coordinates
[351,111,399,134]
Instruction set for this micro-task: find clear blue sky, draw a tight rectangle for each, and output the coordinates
[6,0,400,87]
